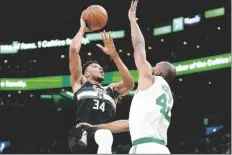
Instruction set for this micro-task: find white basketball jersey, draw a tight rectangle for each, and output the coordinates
[129,76,174,145]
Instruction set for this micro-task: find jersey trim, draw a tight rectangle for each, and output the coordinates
[77,91,116,109]
[132,137,165,146]
[77,81,88,92]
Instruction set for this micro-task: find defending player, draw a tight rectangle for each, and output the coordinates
[127,0,176,153]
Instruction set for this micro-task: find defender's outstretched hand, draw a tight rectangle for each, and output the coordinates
[128,0,138,21]
[96,30,118,58]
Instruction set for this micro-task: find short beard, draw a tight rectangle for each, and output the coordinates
[96,77,104,83]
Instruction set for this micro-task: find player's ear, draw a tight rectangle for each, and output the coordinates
[84,71,90,77]
[155,71,162,76]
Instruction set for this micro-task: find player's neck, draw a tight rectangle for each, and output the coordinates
[88,78,100,85]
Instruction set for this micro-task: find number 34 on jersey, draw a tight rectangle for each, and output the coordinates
[93,99,106,112]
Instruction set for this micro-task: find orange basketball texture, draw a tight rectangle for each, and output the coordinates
[83,5,108,31]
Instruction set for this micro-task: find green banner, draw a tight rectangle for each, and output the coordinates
[0,76,63,90]
[173,17,184,32]
[0,53,230,91]
[205,7,225,19]
[173,53,231,76]
[0,30,125,54]
[153,25,172,36]
[85,30,125,41]
[112,70,138,83]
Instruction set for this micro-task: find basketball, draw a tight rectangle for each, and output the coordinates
[83,5,108,31]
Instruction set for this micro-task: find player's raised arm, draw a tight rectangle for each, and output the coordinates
[69,12,91,92]
[96,31,134,96]
[129,0,153,90]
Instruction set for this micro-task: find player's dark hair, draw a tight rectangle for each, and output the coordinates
[158,61,176,84]
[82,60,99,74]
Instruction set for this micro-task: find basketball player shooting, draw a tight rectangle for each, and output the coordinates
[77,0,176,154]
[68,11,134,154]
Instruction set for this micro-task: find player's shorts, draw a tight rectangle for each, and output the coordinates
[68,125,99,154]
[129,137,170,154]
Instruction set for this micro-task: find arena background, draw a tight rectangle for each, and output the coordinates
[0,0,231,154]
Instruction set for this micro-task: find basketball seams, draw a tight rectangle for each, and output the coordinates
[94,11,108,23]
[87,13,93,31]
[92,13,102,29]
[89,13,95,30]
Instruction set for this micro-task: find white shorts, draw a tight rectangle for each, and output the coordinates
[129,137,170,154]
